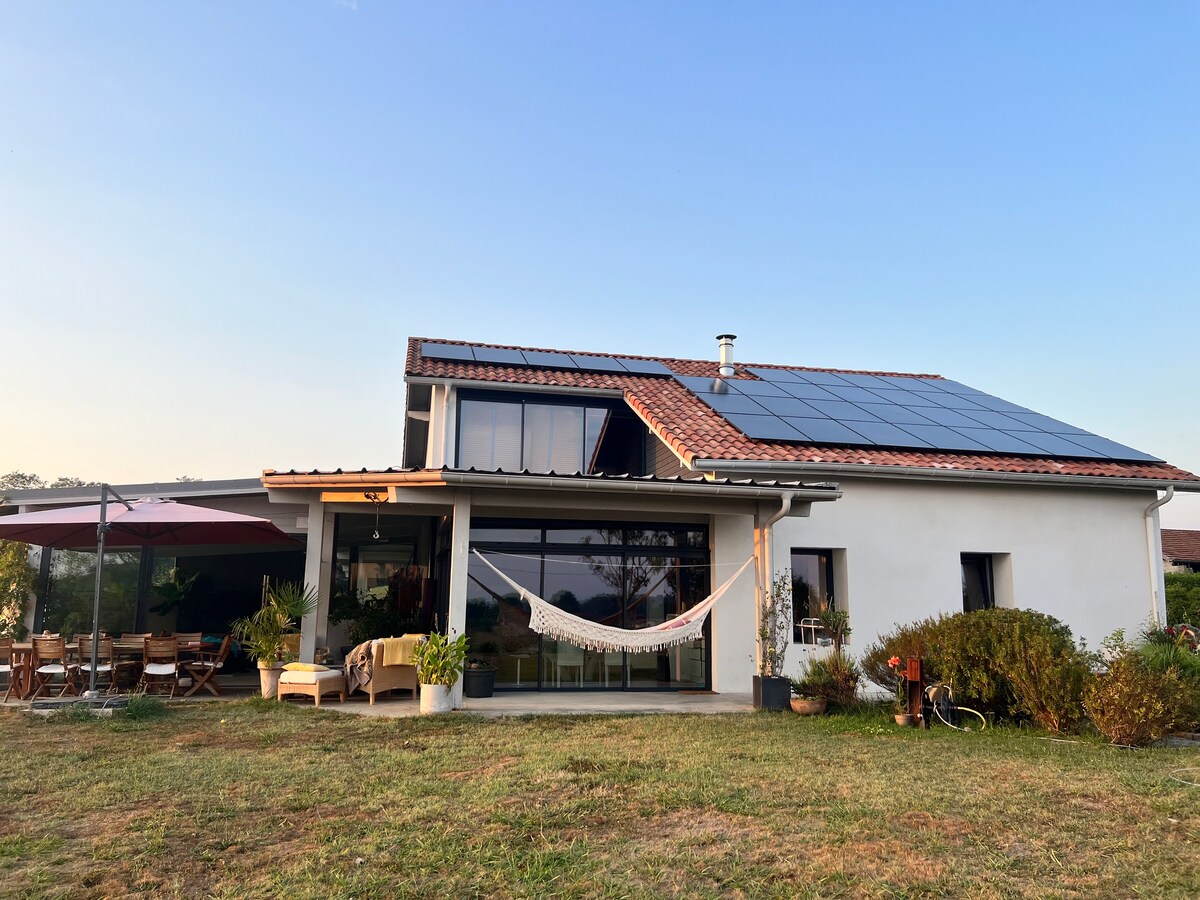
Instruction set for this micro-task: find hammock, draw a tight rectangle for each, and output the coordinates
[471,550,756,653]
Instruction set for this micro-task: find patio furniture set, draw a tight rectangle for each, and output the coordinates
[0,633,232,701]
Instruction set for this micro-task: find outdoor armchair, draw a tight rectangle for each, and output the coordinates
[140,636,180,698]
[0,638,28,703]
[30,636,77,700]
[77,636,117,694]
[181,634,232,697]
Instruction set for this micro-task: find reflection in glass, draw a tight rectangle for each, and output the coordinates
[41,549,141,636]
[466,552,538,688]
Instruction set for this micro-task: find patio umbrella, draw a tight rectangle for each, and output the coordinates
[0,485,298,694]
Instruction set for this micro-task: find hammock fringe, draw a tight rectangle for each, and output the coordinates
[471,550,755,653]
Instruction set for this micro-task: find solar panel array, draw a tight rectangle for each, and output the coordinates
[675,367,1160,462]
[421,342,674,377]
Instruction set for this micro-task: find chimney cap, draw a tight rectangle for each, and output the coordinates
[716,333,737,341]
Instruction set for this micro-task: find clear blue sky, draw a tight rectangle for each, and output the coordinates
[3,3,1198,523]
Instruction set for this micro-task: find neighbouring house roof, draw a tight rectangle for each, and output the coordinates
[405,337,1200,487]
[1163,529,1200,564]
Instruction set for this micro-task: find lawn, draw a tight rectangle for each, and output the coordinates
[0,701,1197,899]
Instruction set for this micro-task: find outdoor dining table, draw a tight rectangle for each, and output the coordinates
[9,639,207,700]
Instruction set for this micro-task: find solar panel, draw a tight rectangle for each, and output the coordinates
[778,382,842,402]
[843,420,935,448]
[675,375,725,394]
[805,399,883,422]
[913,407,988,429]
[421,342,475,362]
[722,413,805,441]
[567,354,627,373]
[694,392,773,416]
[522,350,578,369]
[867,388,941,408]
[726,379,793,398]
[791,370,853,386]
[824,385,887,404]
[613,357,674,376]
[783,417,877,445]
[855,403,938,426]
[915,391,988,411]
[472,347,528,366]
[751,396,830,418]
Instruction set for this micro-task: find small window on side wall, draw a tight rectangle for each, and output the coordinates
[791,548,834,644]
[961,553,995,612]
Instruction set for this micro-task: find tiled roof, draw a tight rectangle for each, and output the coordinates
[406,337,1200,485]
[1163,529,1200,563]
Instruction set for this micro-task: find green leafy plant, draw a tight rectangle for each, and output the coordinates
[757,571,792,678]
[231,581,318,665]
[819,608,852,651]
[791,650,861,708]
[411,631,469,686]
[0,539,35,639]
[1084,648,1192,746]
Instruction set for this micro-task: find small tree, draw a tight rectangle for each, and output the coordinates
[0,540,35,639]
[758,571,792,677]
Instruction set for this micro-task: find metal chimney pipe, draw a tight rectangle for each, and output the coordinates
[717,333,737,377]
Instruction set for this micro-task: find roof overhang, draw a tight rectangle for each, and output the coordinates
[404,376,626,400]
[689,458,1200,492]
[262,468,841,509]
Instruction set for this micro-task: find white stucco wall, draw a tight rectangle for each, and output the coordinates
[770,476,1159,678]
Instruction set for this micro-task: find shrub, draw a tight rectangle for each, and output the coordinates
[1084,650,1193,746]
[861,616,942,691]
[1165,572,1200,627]
[862,608,1088,731]
[795,650,861,709]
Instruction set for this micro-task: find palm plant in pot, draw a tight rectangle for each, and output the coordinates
[231,581,318,699]
[754,571,793,710]
[411,630,469,714]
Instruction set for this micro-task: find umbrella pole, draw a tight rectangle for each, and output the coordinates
[86,484,131,699]
[86,485,110,698]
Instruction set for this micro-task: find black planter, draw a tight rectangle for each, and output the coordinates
[753,675,791,711]
[463,667,497,698]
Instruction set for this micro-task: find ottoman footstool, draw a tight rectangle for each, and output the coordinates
[277,669,346,707]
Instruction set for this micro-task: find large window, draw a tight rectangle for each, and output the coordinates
[466,520,710,691]
[791,548,834,644]
[457,393,645,475]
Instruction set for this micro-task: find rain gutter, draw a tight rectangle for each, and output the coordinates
[1144,486,1175,627]
[690,459,1200,492]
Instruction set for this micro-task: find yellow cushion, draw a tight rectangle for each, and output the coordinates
[282,662,329,672]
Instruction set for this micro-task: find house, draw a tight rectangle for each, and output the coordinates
[1163,529,1200,574]
[259,335,1199,696]
[10,334,1198,699]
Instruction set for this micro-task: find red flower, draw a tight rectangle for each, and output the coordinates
[888,656,901,668]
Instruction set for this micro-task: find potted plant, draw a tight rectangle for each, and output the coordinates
[788,663,829,715]
[889,655,913,726]
[411,630,469,713]
[231,581,318,699]
[462,657,497,698]
[754,571,793,711]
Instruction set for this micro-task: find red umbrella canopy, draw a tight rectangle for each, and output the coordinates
[0,497,298,549]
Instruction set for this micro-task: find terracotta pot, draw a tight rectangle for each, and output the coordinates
[790,697,828,715]
[894,713,914,727]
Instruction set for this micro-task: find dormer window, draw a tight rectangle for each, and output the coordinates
[456,392,646,475]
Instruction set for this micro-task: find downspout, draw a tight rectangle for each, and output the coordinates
[1144,486,1174,627]
[755,492,794,674]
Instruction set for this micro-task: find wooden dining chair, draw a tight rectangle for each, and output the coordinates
[0,637,28,702]
[140,636,180,698]
[182,634,232,697]
[77,636,117,694]
[30,636,77,700]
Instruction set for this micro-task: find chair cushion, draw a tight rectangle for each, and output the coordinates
[143,663,178,676]
[36,664,69,675]
[279,669,345,686]
[282,662,329,672]
[79,663,114,673]
[189,661,223,670]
